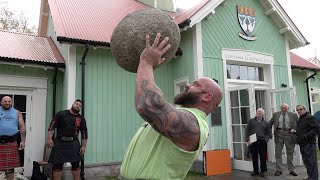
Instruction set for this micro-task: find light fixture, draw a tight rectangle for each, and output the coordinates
[281,83,287,88]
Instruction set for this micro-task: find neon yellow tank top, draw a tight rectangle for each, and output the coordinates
[120,108,208,180]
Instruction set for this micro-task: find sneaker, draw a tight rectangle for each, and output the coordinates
[289,171,298,176]
[251,172,259,176]
[260,172,265,177]
[274,171,282,176]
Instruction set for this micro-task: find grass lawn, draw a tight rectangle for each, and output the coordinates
[317,150,320,160]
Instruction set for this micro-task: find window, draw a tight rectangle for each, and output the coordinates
[227,64,263,81]
[312,93,320,103]
[174,77,189,95]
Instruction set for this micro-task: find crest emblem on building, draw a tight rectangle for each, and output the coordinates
[237,5,256,41]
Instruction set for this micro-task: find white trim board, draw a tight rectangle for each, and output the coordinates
[192,23,203,79]
[0,75,47,89]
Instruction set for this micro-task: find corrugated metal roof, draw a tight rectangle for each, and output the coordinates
[290,52,320,71]
[48,0,209,44]
[0,30,65,67]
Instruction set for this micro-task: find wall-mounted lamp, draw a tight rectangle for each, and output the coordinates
[213,78,219,84]
[281,83,287,88]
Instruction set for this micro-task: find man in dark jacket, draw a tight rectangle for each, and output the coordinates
[313,110,320,149]
[246,108,270,178]
[296,105,319,180]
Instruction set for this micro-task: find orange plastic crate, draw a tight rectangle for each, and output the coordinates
[203,149,231,176]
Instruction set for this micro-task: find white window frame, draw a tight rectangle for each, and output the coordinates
[173,77,189,95]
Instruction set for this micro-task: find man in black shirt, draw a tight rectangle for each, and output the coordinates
[296,105,319,180]
[47,99,88,180]
[246,108,270,177]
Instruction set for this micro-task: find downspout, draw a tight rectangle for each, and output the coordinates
[305,71,317,113]
[46,66,58,161]
[80,44,89,180]
[52,67,58,117]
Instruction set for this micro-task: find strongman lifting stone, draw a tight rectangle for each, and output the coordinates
[111,8,181,73]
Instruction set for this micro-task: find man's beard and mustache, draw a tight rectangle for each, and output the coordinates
[71,106,80,113]
[1,106,11,110]
[174,91,202,107]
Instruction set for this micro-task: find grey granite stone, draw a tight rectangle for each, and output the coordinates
[111,8,180,73]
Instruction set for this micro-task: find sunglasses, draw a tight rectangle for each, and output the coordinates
[296,108,304,111]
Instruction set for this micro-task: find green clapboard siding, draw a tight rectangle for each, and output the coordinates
[75,47,174,164]
[201,0,288,149]
[0,64,64,131]
[292,70,309,109]
[172,28,195,81]
[203,57,227,149]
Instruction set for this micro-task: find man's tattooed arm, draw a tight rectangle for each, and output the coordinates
[135,34,200,150]
[135,79,200,150]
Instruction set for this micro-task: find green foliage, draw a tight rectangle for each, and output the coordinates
[0,6,37,34]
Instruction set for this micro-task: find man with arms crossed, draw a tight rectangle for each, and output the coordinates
[120,33,223,179]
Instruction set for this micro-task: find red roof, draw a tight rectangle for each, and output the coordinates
[48,0,210,44]
[0,31,65,67]
[290,52,320,71]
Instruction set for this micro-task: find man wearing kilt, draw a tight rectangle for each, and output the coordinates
[0,96,26,180]
[47,99,88,180]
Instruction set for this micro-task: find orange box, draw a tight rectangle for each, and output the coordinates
[203,149,231,176]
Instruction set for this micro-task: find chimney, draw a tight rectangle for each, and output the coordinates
[137,0,177,12]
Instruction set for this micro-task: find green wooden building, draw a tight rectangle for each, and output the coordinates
[1,0,320,176]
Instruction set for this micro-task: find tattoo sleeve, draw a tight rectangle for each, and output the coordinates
[81,139,87,148]
[136,79,200,142]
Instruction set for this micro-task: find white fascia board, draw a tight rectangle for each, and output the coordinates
[265,7,276,16]
[268,0,308,47]
[189,0,225,27]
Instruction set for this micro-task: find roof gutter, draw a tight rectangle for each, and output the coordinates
[57,36,110,47]
[291,66,320,72]
[0,57,65,68]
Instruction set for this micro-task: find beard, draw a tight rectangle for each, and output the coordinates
[71,106,80,114]
[174,91,202,107]
[1,105,11,110]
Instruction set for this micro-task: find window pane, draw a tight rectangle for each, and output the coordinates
[233,143,242,160]
[240,89,249,106]
[231,108,240,124]
[240,66,248,80]
[258,67,264,81]
[230,91,239,107]
[232,126,241,142]
[230,65,240,79]
[227,64,231,79]
[241,107,250,124]
[179,84,186,94]
[248,67,256,80]
[0,94,12,100]
[243,143,251,161]
[241,125,247,142]
[14,95,26,112]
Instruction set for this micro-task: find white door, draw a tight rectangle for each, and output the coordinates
[0,90,32,174]
[266,87,302,166]
[228,84,256,171]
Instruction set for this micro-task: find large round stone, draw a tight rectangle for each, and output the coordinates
[111,8,181,73]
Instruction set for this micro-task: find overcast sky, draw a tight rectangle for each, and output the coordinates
[1,0,319,59]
